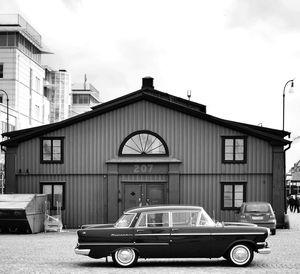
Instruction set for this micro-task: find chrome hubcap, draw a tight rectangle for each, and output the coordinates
[117,249,134,264]
[232,246,249,263]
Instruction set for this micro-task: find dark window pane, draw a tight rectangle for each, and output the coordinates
[7,33,16,46]
[0,33,7,46]
[53,185,63,208]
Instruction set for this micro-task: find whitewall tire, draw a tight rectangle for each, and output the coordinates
[112,248,137,267]
[228,244,253,267]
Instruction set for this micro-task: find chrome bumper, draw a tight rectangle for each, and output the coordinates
[75,248,90,256]
[258,247,271,254]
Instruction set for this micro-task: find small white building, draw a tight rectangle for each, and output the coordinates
[70,82,101,117]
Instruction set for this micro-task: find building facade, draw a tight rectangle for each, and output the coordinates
[69,82,101,117]
[43,67,71,123]
[0,14,50,130]
[1,77,290,228]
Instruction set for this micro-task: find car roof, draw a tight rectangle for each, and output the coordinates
[243,202,271,205]
[125,205,203,214]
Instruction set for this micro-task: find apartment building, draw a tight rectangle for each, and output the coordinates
[0,14,50,131]
[0,14,51,175]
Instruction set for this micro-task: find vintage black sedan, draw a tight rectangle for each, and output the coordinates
[75,205,271,267]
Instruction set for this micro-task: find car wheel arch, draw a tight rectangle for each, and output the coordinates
[111,246,140,257]
[224,240,257,256]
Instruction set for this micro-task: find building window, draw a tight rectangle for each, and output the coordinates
[35,77,40,93]
[40,182,65,210]
[0,64,3,78]
[119,130,169,156]
[35,105,40,119]
[222,136,247,163]
[221,182,246,210]
[72,94,90,104]
[40,137,64,163]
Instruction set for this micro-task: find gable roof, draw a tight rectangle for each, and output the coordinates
[1,78,291,147]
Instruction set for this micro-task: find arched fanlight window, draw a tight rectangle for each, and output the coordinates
[119,131,169,156]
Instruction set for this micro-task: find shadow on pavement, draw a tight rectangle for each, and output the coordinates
[75,258,232,268]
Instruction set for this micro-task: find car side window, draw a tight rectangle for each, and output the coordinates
[172,211,199,227]
[136,212,169,227]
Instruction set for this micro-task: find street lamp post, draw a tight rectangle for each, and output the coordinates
[283,79,294,131]
[0,89,9,195]
[0,89,9,133]
[282,79,294,215]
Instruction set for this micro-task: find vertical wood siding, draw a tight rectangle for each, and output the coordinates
[17,175,105,228]
[13,99,275,225]
[16,100,273,174]
[180,174,272,221]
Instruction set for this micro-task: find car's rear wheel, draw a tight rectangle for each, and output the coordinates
[228,244,253,267]
[112,248,137,267]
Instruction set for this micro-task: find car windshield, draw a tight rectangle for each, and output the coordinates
[245,204,270,213]
[115,214,135,228]
[199,209,215,226]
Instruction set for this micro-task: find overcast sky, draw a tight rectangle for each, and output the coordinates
[1,0,300,171]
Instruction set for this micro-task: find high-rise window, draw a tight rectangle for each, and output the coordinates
[0,64,3,78]
[72,94,90,104]
[35,77,40,93]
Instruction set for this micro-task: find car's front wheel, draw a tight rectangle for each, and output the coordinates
[112,248,138,267]
[228,244,253,267]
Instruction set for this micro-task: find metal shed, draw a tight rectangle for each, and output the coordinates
[0,194,47,233]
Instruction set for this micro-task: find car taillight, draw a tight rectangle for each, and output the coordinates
[269,215,275,219]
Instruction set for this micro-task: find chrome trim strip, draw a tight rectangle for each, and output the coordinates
[257,242,267,246]
[171,233,210,236]
[111,234,133,236]
[211,232,265,235]
[78,243,169,246]
[171,232,265,236]
[135,233,170,236]
[75,248,90,256]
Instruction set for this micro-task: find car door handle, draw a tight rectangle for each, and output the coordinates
[171,228,179,232]
[136,229,144,232]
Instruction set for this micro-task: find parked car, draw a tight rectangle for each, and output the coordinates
[75,205,271,267]
[236,202,276,235]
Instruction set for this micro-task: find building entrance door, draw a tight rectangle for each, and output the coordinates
[123,183,166,211]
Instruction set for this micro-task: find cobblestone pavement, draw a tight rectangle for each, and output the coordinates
[0,212,300,274]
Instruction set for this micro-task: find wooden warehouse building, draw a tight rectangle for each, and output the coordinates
[1,77,291,228]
